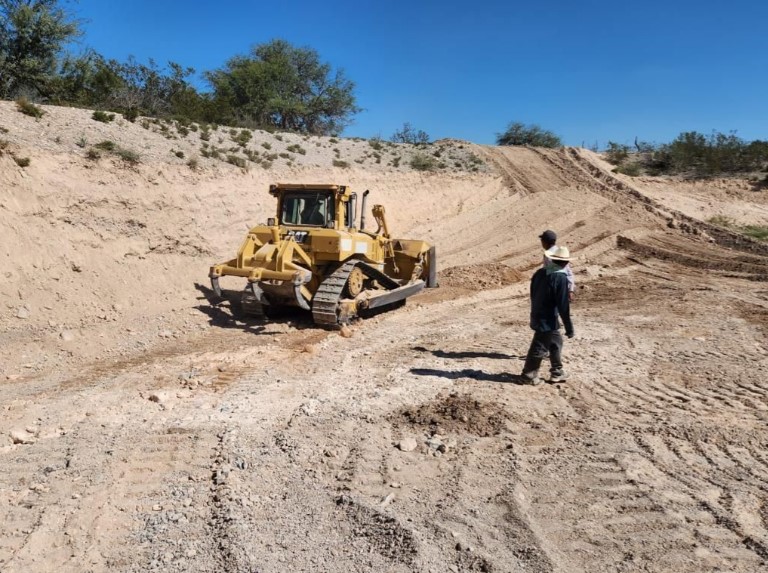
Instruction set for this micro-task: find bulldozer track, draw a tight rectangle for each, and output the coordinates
[312,259,401,326]
[312,260,358,326]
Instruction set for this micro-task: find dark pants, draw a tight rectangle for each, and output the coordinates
[523,330,564,376]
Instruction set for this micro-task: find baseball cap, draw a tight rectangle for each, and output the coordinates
[539,230,557,243]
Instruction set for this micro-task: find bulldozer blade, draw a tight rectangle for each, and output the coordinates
[211,276,223,298]
[362,280,425,310]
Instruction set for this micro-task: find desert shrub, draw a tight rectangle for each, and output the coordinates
[92,110,115,123]
[391,122,430,145]
[368,138,383,151]
[76,136,87,148]
[261,160,273,169]
[116,148,140,164]
[329,137,338,144]
[234,129,252,147]
[243,149,259,162]
[177,125,190,137]
[410,153,437,171]
[0,126,8,133]
[279,152,290,159]
[743,225,768,241]
[261,142,272,150]
[707,215,734,227]
[189,124,199,132]
[187,157,199,170]
[175,150,185,158]
[200,129,211,141]
[0,139,9,151]
[16,98,44,118]
[274,134,284,141]
[392,156,401,167]
[613,163,641,176]
[86,148,101,160]
[94,140,116,151]
[14,156,31,167]
[496,122,561,148]
[332,159,349,168]
[605,142,630,164]
[226,154,247,168]
[286,143,306,155]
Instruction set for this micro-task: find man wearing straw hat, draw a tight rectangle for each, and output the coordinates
[539,229,575,300]
[521,245,575,385]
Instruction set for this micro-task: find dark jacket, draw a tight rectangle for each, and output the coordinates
[529,266,574,335]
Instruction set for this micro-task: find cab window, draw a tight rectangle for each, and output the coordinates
[281,192,334,226]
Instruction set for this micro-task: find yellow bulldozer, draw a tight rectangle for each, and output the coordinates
[209,183,437,326]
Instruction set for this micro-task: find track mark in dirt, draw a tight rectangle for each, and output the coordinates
[631,434,768,564]
[335,495,418,567]
[394,392,507,437]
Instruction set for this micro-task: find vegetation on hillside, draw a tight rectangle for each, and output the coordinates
[496,122,562,148]
[605,131,768,183]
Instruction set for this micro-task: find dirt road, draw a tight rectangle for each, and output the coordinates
[2,106,768,572]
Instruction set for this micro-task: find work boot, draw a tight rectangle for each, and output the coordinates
[521,370,542,386]
[549,370,568,383]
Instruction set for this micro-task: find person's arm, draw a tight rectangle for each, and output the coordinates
[555,275,574,337]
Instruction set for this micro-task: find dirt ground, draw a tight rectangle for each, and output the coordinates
[1,102,768,572]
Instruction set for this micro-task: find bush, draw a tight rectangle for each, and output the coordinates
[187,157,199,170]
[14,156,31,167]
[286,143,306,155]
[368,138,383,150]
[410,153,437,171]
[123,108,139,122]
[496,122,561,148]
[261,142,272,150]
[391,122,430,145]
[226,154,247,168]
[16,98,44,118]
[92,110,115,123]
[613,163,641,176]
[332,159,349,168]
[175,150,185,158]
[86,148,101,160]
[116,148,140,164]
[94,140,116,151]
[605,142,630,165]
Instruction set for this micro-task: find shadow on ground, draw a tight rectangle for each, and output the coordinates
[410,368,530,385]
[193,283,316,333]
[412,346,518,360]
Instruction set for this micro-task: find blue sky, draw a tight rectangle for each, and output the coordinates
[68,0,768,146]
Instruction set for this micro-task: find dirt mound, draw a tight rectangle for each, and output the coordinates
[438,264,524,290]
[395,392,507,437]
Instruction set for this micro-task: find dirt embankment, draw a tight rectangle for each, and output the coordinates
[1,103,768,573]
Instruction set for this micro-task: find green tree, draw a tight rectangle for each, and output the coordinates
[205,39,359,134]
[0,0,81,98]
[496,122,561,148]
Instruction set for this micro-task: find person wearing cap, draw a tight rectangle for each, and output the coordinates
[540,230,575,300]
[521,245,575,385]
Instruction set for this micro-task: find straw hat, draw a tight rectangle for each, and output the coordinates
[545,245,571,261]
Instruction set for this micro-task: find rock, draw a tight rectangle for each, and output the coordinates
[159,330,174,338]
[10,430,36,444]
[148,392,168,404]
[15,306,30,319]
[6,374,21,381]
[60,330,75,342]
[397,438,418,452]
[339,325,353,338]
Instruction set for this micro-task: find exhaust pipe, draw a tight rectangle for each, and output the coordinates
[360,190,370,230]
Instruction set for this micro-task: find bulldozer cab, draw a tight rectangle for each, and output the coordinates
[281,191,334,227]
